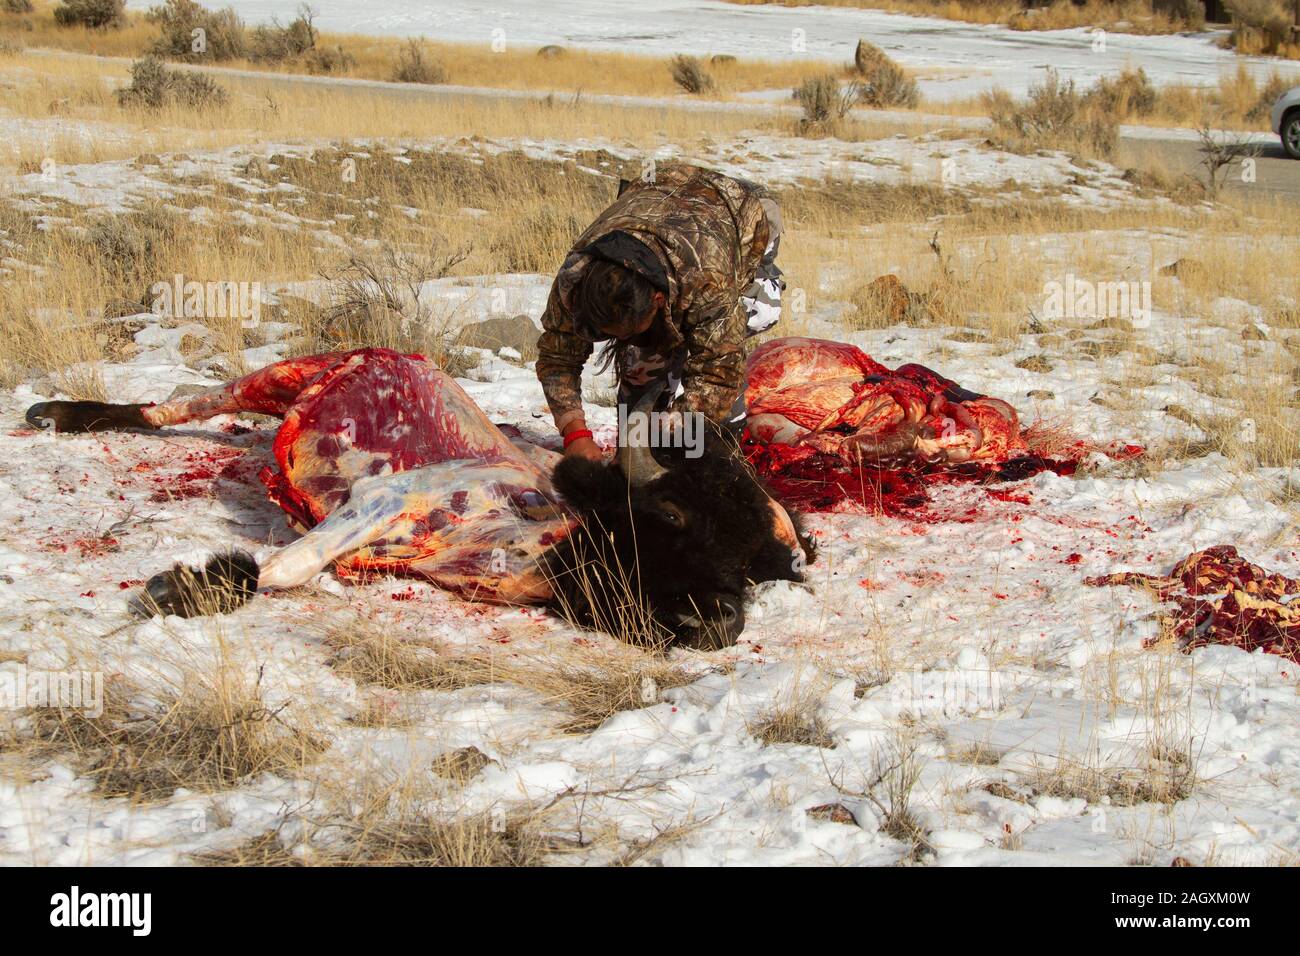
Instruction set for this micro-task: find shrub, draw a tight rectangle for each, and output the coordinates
[852,39,919,109]
[985,69,1118,158]
[1249,72,1293,122]
[3,0,34,14]
[148,0,246,62]
[248,3,316,62]
[794,74,859,128]
[116,55,229,110]
[1225,0,1295,54]
[391,38,446,84]
[1226,0,1290,33]
[53,0,125,29]
[1084,67,1156,118]
[1152,0,1206,28]
[670,54,715,95]
[303,44,355,74]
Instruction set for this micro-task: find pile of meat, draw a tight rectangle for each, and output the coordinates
[1087,546,1300,663]
[741,337,1077,514]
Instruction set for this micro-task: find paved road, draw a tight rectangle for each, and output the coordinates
[26,46,1300,203]
[1115,136,1300,202]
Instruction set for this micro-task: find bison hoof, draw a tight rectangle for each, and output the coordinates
[132,551,259,619]
[25,401,155,433]
[673,593,745,650]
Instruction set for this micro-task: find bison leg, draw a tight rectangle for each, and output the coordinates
[25,400,156,433]
[134,473,409,617]
[25,352,351,433]
[133,552,259,618]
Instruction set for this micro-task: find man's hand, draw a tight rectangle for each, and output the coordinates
[564,436,604,461]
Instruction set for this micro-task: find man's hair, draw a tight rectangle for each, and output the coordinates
[574,260,659,340]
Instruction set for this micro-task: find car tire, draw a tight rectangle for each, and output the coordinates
[1284,111,1300,160]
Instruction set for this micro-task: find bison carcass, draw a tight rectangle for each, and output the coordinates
[26,348,807,648]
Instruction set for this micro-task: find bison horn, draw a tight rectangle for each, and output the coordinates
[616,384,670,486]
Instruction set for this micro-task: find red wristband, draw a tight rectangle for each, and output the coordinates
[562,429,594,448]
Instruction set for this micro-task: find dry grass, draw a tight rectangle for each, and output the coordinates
[319,805,556,866]
[194,768,702,865]
[325,619,698,735]
[985,69,1120,160]
[1027,745,1197,807]
[0,2,841,99]
[750,700,837,748]
[726,0,1204,34]
[0,48,807,164]
[17,662,324,801]
[1223,0,1300,59]
[946,64,1298,133]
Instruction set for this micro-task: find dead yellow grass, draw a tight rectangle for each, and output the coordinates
[0,2,839,99]
[726,0,1202,33]
[18,662,324,801]
[325,619,699,735]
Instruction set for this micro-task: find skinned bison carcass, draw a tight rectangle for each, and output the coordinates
[26,348,806,648]
[740,337,1072,514]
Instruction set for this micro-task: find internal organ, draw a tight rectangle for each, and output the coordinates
[744,337,1026,466]
[142,348,575,602]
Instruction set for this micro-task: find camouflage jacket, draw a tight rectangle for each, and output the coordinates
[536,164,772,430]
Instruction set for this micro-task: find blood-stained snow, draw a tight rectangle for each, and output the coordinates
[2,271,1298,864]
[2,57,1299,864]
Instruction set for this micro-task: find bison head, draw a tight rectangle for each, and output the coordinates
[545,395,812,649]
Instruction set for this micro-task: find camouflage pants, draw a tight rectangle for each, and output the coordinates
[617,200,784,416]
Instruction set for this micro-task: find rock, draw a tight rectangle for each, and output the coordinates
[1015,354,1054,373]
[807,803,857,825]
[984,782,1026,802]
[455,313,540,363]
[860,274,939,326]
[1159,258,1203,279]
[431,746,494,781]
[166,383,211,402]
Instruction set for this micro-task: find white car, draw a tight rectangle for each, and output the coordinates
[1272,86,1300,160]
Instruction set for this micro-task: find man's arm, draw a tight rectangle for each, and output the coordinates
[535,283,600,457]
[677,296,750,424]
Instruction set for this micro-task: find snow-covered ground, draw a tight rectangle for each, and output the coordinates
[124,0,1300,99]
[2,279,1298,865]
[1,131,1148,221]
[2,33,1300,863]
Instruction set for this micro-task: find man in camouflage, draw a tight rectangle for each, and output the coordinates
[535,163,783,459]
